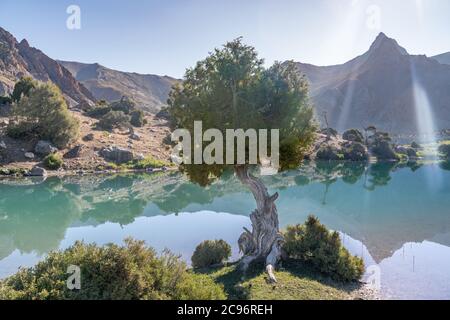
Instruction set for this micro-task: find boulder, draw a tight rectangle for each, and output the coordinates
[342,129,364,143]
[130,133,141,141]
[64,145,84,159]
[83,133,95,142]
[316,144,342,161]
[343,142,369,161]
[100,146,134,163]
[29,166,47,177]
[371,140,398,161]
[135,153,145,161]
[24,152,35,159]
[35,140,57,156]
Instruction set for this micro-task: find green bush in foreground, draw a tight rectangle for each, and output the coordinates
[283,216,364,282]
[43,153,63,170]
[0,239,226,300]
[191,240,232,269]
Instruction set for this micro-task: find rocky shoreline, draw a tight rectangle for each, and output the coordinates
[0,164,174,180]
[0,106,174,178]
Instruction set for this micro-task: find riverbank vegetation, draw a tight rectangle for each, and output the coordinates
[86,97,148,131]
[0,238,225,300]
[283,216,364,282]
[7,80,79,148]
[0,217,366,300]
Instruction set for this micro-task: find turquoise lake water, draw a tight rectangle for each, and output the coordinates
[1,161,450,299]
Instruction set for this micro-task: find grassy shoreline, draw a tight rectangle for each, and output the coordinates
[194,259,377,300]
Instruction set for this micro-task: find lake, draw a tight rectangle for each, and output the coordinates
[1,161,450,300]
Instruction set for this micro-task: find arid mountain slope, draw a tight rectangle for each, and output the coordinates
[295,33,450,134]
[0,27,94,106]
[58,60,179,112]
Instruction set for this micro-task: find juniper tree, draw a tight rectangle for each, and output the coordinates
[9,81,79,147]
[11,77,37,103]
[168,38,316,281]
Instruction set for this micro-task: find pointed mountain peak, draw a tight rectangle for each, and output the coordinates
[19,39,30,47]
[375,32,388,41]
[369,32,408,56]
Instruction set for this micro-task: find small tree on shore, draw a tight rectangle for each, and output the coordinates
[9,81,79,147]
[169,38,316,282]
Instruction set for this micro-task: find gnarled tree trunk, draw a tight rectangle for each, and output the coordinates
[235,165,284,283]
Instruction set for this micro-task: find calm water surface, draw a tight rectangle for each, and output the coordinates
[1,161,450,300]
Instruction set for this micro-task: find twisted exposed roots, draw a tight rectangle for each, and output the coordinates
[235,165,284,283]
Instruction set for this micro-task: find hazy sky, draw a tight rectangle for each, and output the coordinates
[1,0,449,77]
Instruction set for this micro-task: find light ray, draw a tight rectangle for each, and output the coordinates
[415,0,424,25]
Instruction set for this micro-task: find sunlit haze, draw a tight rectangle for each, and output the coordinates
[1,0,450,77]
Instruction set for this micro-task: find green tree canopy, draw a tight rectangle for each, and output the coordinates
[11,77,37,103]
[168,39,317,279]
[10,81,79,147]
[169,38,316,186]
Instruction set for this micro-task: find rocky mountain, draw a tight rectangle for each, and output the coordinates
[0,27,94,106]
[295,33,450,134]
[58,60,179,113]
[432,52,450,65]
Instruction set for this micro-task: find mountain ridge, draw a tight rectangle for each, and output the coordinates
[0,27,95,106]
[58,60,180,112]
[432,52,450,65]
[294,33,450,134]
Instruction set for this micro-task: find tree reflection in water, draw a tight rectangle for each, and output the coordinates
[0,160,445,263]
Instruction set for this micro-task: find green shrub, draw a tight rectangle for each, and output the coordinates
[86,105,111,118]
[43,153,63,170]
[0,239,226,300]
[130,110,146,127]
[97,110,130,130]
[6,122,35,139]
[110,96,135,114]
[0,96,12,105]
[342,129,364,143]
[11,77,37,102]
[127,156,168,169]
[316,145,342,161]
[8,82,79,147]
[438,144,450,159]
[283,216,364,282]
[191,240,232,269]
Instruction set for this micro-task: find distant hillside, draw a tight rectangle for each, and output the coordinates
[58,60,179,113]
[294,33,450,134]
[432,52,450,65]
[0,27,94,106]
